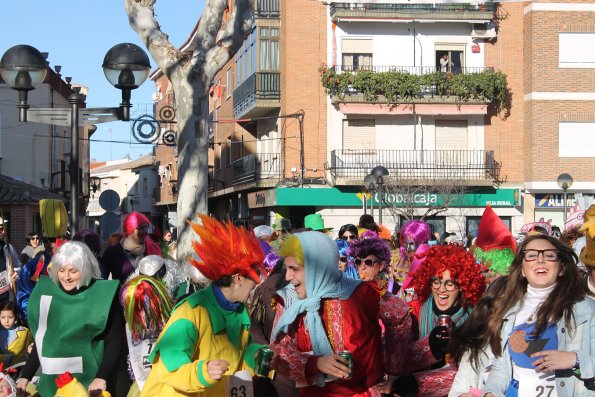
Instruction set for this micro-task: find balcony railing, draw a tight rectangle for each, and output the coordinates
[327,149,501,183]
[335,65,493,75]
[233,72,281,117]
[330,2,495,21]
[256,0,280,17]
[232,153,281,185]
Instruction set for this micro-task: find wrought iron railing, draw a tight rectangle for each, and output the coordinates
[233,72,281,116]
[232,153,281,185]
[330,2,495,19]
[334,65,494,75]
[256,0,280,17]
[327,149,501,182]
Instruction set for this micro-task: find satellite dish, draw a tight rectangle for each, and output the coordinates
[99,189,120,212]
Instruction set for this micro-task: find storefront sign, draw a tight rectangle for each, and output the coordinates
[248,189,277,208]
[534,193,576,208]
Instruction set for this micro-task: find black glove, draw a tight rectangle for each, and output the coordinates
[429,325,450,360]
[390,374,419,397]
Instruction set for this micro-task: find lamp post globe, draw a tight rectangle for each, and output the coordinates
[370,166,389,225]
[556,173,573,228]
[102,43,150,90]
[0,44,47,91]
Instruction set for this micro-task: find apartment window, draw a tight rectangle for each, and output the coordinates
[226,68,233,98]
[559,33,595,68]
[235,28,256,86]
[559,122,595,157]
[342,119,375,150]
[435,44,466,73]
[435,120,468,165]
[143,177,148,197]
[400,216,446,238]
[259,27,280,70]
[341,38,373,72]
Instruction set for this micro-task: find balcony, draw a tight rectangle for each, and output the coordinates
[321,65,508,116]
[326,150,501,186]
[233,72,281,118]
[256,0,279,18]
[330,2,495,23]
[232,153,281,186]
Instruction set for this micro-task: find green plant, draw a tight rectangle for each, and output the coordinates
[319,66,510,116]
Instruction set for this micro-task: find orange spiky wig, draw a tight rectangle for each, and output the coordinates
[188,214,264,283]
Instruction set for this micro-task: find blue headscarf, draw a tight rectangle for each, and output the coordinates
[271,232,361,357]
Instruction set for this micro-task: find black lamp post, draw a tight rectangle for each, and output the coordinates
[371,166,389,225]
[364,173,376,216]
[0,43,150,234]
[556,173,573,228]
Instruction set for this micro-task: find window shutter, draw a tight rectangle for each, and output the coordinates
[343,119,375,150]
[341,38,373,54]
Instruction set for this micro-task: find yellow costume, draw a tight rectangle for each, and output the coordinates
[0,325,32,365]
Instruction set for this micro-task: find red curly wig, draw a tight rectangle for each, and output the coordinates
[188,215,264,283]
[411,245,486,307]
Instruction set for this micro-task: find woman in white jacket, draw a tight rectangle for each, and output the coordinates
[448,276,507,397]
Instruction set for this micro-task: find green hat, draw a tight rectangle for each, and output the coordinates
[272,218,293,232]
[304,213,333,232]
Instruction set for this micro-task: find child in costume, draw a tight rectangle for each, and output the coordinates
[120,276,173,396]
[140,215,266,397]
[0,302,32,367]
[0,369,16,397]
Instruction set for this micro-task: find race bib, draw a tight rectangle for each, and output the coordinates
[516,367,557,397]
[0,270,10,295]
[226,370,254,397]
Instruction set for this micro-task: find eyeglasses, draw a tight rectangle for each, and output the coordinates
[522,249,559,262]
[138,224,151,232]
[342,234,357,241]
[339,256,348,263]
[430,277,459,291]
[354,258,380,268]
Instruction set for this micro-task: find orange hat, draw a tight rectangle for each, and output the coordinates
[188,215,264,283]
[475,205,516,253]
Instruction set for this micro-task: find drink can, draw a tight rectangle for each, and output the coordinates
[255,347,274,377]
[437,314,452,330]
[337,350,353,379]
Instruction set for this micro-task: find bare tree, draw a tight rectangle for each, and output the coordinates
[125,0,253,263]
[379,179,467,225]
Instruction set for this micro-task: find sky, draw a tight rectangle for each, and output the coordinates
[1,0,205,162]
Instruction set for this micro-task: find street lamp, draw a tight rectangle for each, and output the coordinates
[364,174,376,216]
[556,173,573,228]
[0,43,150,234]
[370,166,389,225]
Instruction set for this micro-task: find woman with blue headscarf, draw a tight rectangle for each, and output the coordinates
[270,231,384,397]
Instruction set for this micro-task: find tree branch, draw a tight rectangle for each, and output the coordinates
[125,0,183,79]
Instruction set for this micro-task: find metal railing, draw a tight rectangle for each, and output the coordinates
[330,2,495,18]
[334,65,494,75]
[327,149,501,182]
[256,0,280,17]
[232,153,281,185]
[233,72,281,115]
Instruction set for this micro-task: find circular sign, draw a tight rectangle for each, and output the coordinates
[162,130,177,146]
[132,114,161,144]
[98,189,121,212]
[159,106,176,121]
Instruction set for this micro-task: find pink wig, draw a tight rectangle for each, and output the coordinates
[123,212,162,256]
[399,220,432,259]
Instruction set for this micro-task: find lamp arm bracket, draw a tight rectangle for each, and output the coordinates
[23,107,123,127]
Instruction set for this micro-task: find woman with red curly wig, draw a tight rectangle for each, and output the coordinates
[389,244,486,397]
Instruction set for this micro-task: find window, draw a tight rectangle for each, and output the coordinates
[559,122,595,157]
[435,44,466,73]
[259,27,280,71]
[226,68,233,99]
[400,216,446,238]
[559,33,595,68]
[435,120,468,165]
[143,177,148,197]
[466,216,510,240]
[341,38,373,72]
[235,28,256,86]
[342,119,375,150]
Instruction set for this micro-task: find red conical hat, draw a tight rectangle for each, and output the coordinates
[475,205,517,253]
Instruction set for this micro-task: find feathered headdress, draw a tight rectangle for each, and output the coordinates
[473,205,516,275]
[120,275,173,343]
[188,215,264,283]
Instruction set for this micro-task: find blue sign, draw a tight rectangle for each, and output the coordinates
[535,194,575,208]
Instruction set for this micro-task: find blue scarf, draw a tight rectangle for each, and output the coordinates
[271,232,361,357]
[211,283,242,312]
[419,297,469,338]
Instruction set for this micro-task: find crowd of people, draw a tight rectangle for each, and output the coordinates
[0,203,592,397]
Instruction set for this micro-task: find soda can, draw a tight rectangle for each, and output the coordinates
[437,314,452,330]
[255,347,274,377]
[337,350,353,379]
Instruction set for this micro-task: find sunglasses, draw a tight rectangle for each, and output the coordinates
[341,234,357,241]
[354,258,380,267]
[31,237,40,241]
[339,256,348,263]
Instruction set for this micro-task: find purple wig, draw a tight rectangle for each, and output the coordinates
[399,220,431,259]
[336,239,350,256]
[259,240,280,276]
[347,236,391,266]
[73,229,101,256]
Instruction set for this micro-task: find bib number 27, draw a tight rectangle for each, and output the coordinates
[535,385,555,397]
